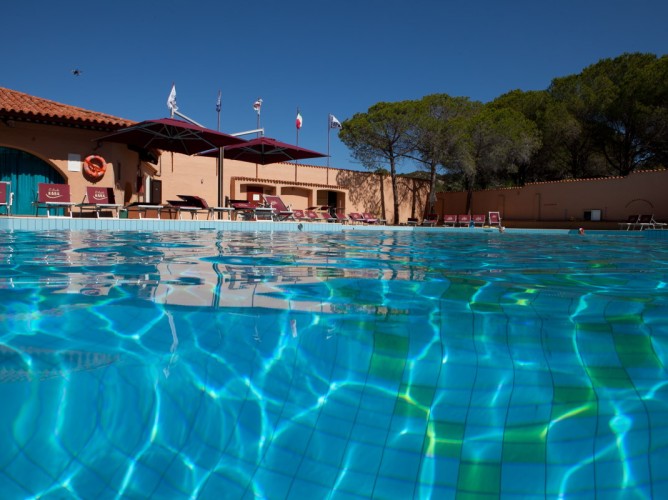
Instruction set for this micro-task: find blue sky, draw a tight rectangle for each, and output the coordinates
[2,0,666,172]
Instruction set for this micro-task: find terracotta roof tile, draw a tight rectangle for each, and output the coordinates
[0,86,134,130]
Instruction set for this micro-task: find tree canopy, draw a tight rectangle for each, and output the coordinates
[335,52,667,215]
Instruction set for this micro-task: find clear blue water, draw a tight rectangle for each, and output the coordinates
[1,229,667,499]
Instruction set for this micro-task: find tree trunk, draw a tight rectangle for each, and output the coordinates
[379,172,386,221]
[390,159,399,224]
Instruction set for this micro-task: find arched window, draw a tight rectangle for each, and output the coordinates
[0,147,65,215]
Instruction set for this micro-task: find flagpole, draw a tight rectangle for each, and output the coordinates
[296,106,299,146]
[327,114,331,167]
[216,90,221,131]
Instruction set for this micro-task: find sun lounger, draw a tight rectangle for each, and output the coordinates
[458,214,471,227]
[406,217,419,226]
[442,214,457,227]
[0,181,12,216]
[618,214,640,231]
[35,183,75,217]
[263,195,294,221]
[305,209,324,222]
[422,214,439,226]
[348,212,364,224]
[637,214,666,230]
[78,186,122,218]
[362,212,379,224]
[165,195,212,219]
[650,216,667,229]
[292,209,311,222]
[488,211,502,227]
[472,214,486,227]
[335,211,349,224]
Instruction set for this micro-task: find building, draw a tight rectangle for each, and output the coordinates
[0,86,430,223]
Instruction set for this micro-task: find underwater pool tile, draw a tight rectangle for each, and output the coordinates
[354,408,393,431]
[315,413,355,439]
[545,463,595,497]
[341,442,384,474]
[403,360,443,386]
[501,441,546,463]
[329,469,376,498]
[385,430,429,454]
[263,444,304,476]
[348,421,391,447]
[500,462,546,493]
[372,475,419,499]
[304,431,349,467]
[286,478,331,499]
[249,468,293,499]
[377,447,422,481]
[295,456,340,489]
[460,436,503,463]
[456,460,502,496]
[464,407,504,428]
[420,455,460,487]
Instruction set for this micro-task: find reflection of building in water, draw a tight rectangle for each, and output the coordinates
[0,345,119,383]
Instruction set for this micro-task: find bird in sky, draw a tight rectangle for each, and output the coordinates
[71,69,82,76]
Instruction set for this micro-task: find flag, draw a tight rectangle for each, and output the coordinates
[167,84,177,112]
[216,90,221,113]
[296,111,303,129]
[253,98,263,114]
[329,114,342,129]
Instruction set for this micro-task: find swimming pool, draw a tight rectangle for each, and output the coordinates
[0,229,666,498]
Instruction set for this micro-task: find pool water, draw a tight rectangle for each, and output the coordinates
[0,229,667,499]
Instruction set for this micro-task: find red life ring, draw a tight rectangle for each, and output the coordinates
[83,155,107,182]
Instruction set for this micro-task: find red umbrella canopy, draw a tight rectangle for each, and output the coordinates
[200,136,327,165]
[95,118,246,155]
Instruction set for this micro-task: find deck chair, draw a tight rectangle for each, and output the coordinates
[0,181,12,215]
[305,209,324,221]
[167,195,211,220]
[362,212,379,224]
[335,210,349,223]
[406,217,419,226]
[472,214,486,227]
[458,214,471,227]
[422,214,439,226]
[442,214,457,227]
[637,214,666,230]
[348,212,364,224]
[488,211,502,227]
[649,215,667,229]
[82,186,122,218]
[35,183,75,217]
[263,195,294,221]
[292,209,311,222]
[618,215,640,231]
[318,210,336,222]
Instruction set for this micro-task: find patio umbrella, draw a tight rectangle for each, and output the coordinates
[95,118,246,155]
[95,118,247,208]
[199,136,327,165]
[198,137,328,205]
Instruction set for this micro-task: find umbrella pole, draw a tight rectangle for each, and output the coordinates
[218,147,224,214]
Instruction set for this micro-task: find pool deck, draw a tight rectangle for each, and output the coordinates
[1,216,666,238]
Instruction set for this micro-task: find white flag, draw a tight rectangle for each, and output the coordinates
[167,84,178,112]
[253,98,263,114]
[330,114,342,129]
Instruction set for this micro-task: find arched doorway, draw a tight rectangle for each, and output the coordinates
[0,147,65,215]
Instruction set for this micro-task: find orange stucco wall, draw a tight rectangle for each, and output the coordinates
[1,121,430,223]
[435,169,668,224]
